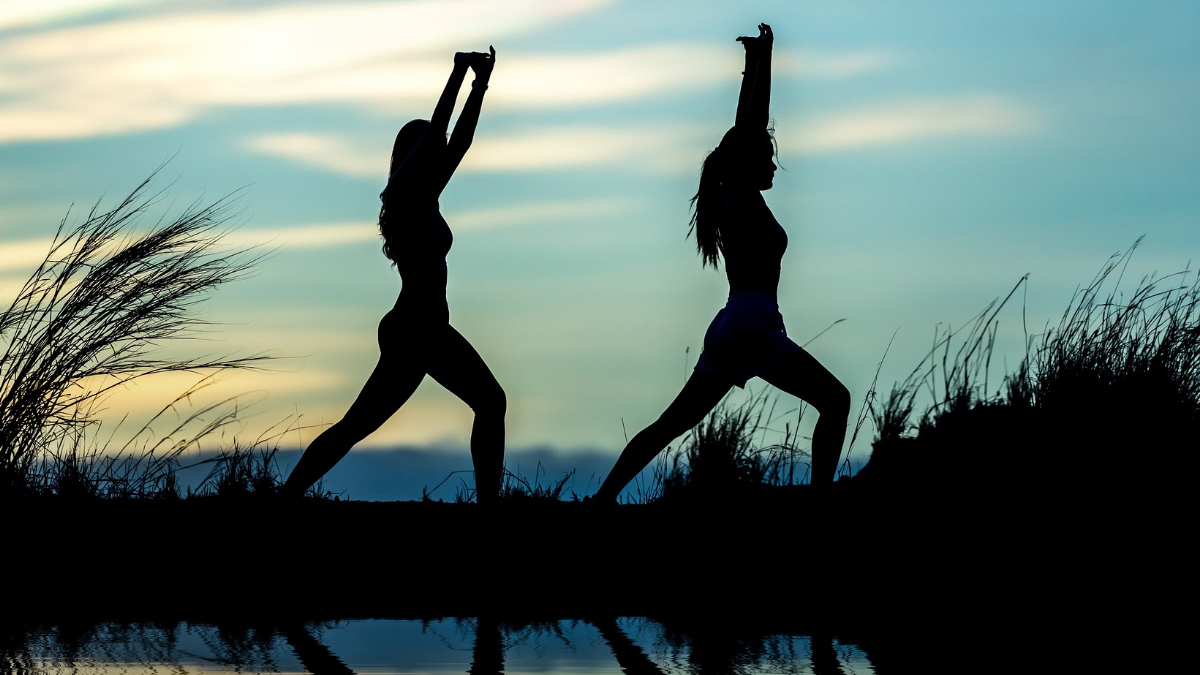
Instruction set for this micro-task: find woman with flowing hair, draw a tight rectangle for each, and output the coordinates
[283,48,506,503]
[590,24,850,503]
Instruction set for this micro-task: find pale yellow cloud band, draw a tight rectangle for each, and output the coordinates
[0,197,639,277]
[0,0,612,143]
[0,0,161,31]
[0,0,892,145]
[243,123,714,177]
[788,94,1039,153]
[242,93,1036,178]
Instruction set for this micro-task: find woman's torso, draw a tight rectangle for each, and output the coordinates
[719,188,787,297]
[384,192,453,322]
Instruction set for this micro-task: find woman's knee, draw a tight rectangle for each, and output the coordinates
[826,380,851,417]
[470,381,506,417]
[807,378,850,419]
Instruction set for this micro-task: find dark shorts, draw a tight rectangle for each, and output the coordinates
[694,292,802,388]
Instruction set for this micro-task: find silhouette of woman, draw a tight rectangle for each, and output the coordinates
[591,24,850,503]
[283,48,506,503]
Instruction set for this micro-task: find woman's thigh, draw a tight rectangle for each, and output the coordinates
[758,349,847,410]
[338,356,427,435]
[424,325,505,412]
[652,370,733,436]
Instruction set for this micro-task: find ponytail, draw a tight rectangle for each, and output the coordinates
[688,144,729,268]
[687,125,777,269]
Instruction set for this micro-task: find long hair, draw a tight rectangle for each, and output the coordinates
[687,125,776,268]
[379,119,432,263]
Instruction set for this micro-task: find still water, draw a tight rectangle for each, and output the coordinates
[5,617,877,674]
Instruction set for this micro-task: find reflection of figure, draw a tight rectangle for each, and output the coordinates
[283,48,506,502]
[591,24,850,503]
[588,616,665,675]
[279,623,356,675]
[810,634,848,675]
[467,616,505,675]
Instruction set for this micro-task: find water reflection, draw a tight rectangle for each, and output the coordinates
[3,617,877,674]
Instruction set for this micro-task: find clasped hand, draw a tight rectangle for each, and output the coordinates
[737,23,773,51]
[454,46,496,81]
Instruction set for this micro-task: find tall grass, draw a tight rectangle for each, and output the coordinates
[29,376,254,500]
[630,388,811,503]
[186,416,335,500]
[1025,242,1200,428]
[499,464,576,502]
[866,240,1200,488]
[424,464,576,503]
[0,171,269,499]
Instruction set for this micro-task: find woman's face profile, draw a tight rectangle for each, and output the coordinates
[756,137,777,191]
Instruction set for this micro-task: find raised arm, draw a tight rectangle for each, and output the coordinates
[446,46,495,172]
[388,54,470,193]
[734,23,773,131]
[393,51,486,195]
[431,53,471,137]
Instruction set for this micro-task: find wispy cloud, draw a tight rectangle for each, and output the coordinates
[482,45,894,108]
[0,237,57,272]
[0,196,638,279]
[244,123,714,176]
[84,368,346,430]
[0,0,893,145]
[0,0,160,31]
[222,222,378,250]
[787,94,1038,153]
[0,0,612,142]
[238,197,639,244]
[463,123,714,172]
[775,48,896,79]
[210,197,643,253]
[242,133,384,179]
[447,196,638,230]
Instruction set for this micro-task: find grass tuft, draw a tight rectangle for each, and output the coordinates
[631,388,811,504]
[0,169,271,500]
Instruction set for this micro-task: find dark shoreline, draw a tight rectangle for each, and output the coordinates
[5,482,1067,621]
[9,474,1176,671]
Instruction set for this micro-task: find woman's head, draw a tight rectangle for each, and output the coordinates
[380,119,437,263]
[714,126,777,190]
[388,119,434,178]
[688,126,779,267]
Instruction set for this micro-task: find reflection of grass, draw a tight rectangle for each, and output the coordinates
[0,171,270,500]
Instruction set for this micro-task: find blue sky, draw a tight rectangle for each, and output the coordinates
[3,0,1199,497]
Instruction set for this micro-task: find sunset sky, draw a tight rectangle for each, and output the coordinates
[3,0,1198,498]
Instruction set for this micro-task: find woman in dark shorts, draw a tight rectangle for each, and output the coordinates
[591,24,850,503]
[283,48,506,503]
